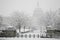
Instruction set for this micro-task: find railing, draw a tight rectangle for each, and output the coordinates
[18,34,41,38]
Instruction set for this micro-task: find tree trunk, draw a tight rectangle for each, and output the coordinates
[19,26,21,33]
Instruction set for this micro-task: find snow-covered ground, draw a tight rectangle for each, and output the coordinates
[0,37,60,40]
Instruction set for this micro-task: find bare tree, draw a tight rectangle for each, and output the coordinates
[0,15,3,27]
[37,10,57,28]
[45,10,56,26]
[10,11,31,32]
[54,8,60,29]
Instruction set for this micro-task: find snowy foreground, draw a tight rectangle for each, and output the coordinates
[0,37,60,40]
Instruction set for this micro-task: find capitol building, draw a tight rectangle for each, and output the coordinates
[32,1,46,36]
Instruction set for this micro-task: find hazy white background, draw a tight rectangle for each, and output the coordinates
[0,0,60,16]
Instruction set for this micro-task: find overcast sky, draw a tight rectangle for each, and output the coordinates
[0,0,60,16]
